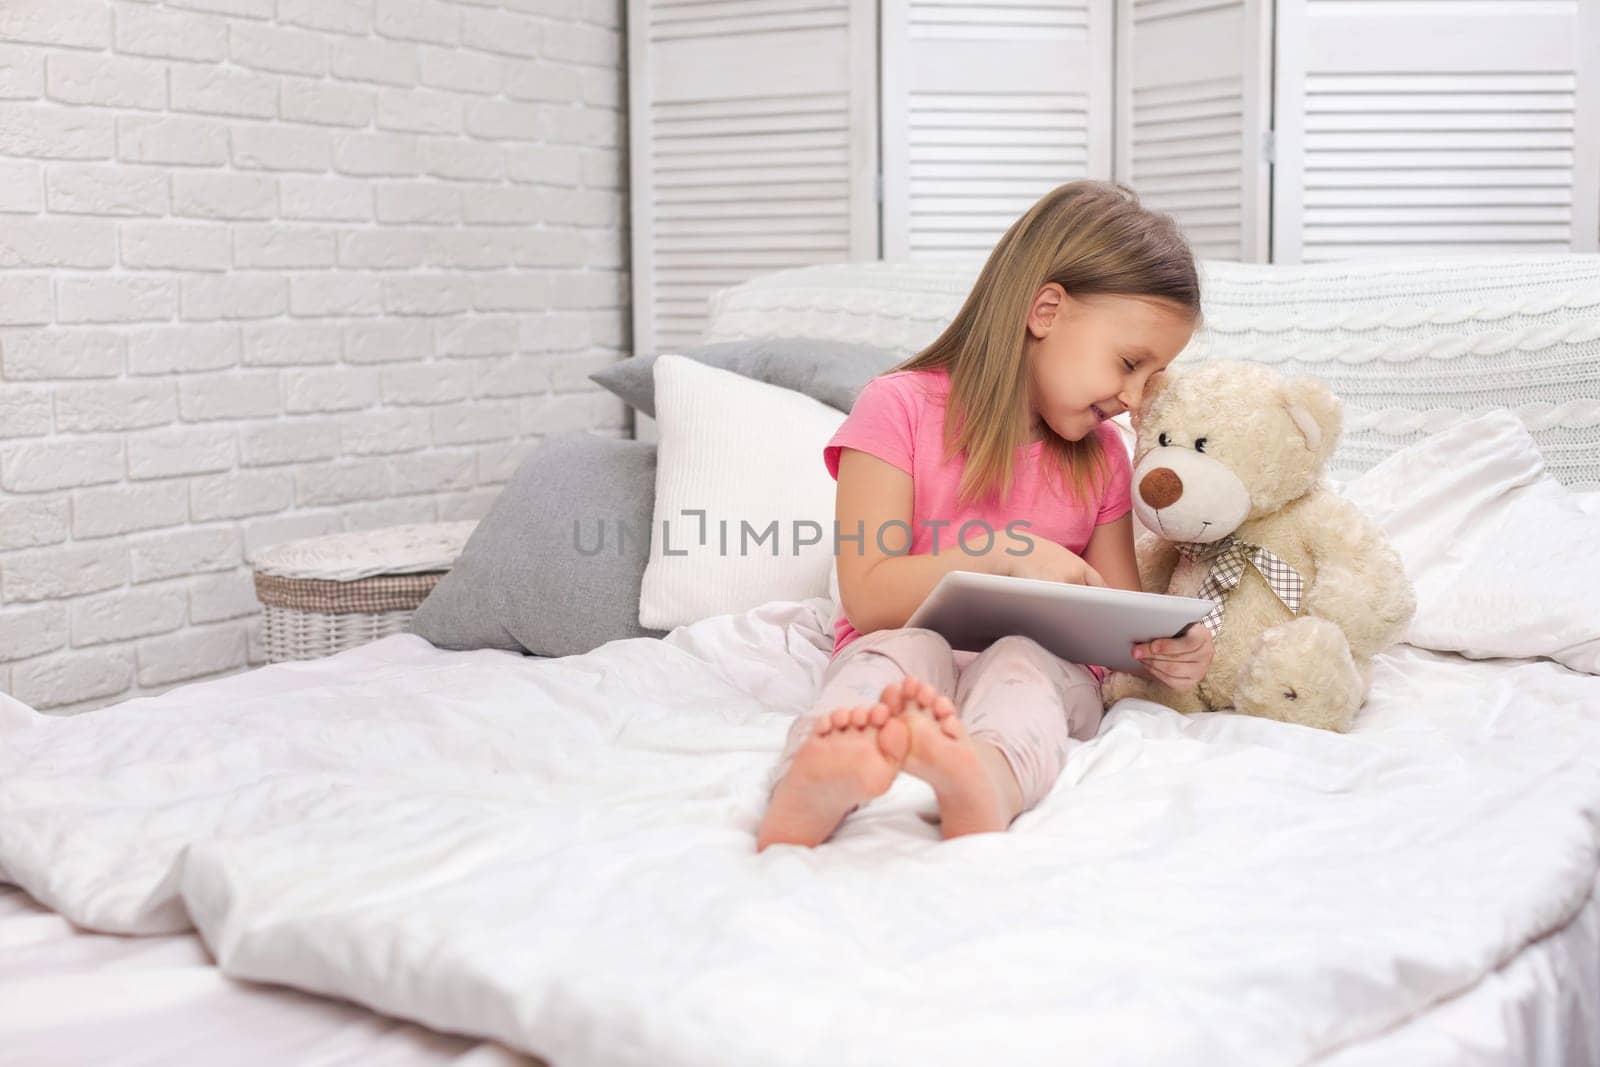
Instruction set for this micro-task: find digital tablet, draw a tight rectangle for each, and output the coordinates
[904,570,1218,678]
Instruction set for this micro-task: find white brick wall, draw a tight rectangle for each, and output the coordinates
[0,0,630,713]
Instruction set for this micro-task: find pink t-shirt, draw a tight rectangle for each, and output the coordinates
[823,367,1133,684]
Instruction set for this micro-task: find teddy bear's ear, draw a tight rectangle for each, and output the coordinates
[1278,376,1342,458]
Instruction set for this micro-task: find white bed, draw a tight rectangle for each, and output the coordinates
[4,253,1600,1065]
[4,822,1598,1067]
[2,600,1600,1066]
[0,883,532,1066]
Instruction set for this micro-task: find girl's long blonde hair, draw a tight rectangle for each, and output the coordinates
[896,180,1201,509]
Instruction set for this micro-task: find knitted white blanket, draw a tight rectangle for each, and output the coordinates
[703,254,1600,490]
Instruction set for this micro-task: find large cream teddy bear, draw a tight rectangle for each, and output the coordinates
[1100,361,1417,732]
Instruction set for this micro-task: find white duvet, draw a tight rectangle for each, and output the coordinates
[3,592,1600,1067]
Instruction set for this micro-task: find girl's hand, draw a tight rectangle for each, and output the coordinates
[1132,623,1214,692]
[1002,537,1108,588]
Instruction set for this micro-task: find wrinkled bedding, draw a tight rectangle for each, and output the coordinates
[4,593,1600,1067]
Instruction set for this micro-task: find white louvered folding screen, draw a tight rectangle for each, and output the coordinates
[627,0,880,357]
[628,0,1600,380]
[1115,0,1273,261]
[1273,0,1600,262]
[880,0,1115,259]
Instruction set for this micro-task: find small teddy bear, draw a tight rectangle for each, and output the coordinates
[1100,360,1417,732]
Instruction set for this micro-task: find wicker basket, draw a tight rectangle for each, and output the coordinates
[252,521,478,662]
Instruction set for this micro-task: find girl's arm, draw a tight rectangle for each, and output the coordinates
[833,448,1015,635]
[1084,513,1182,595]
[1083,514,1140,593]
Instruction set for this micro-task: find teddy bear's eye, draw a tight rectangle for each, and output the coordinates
[1158,432,1170,447]
[1195,437,1208,453]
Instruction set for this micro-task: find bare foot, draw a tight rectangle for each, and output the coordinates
[881,676,1010,839]
[756,702,911,850]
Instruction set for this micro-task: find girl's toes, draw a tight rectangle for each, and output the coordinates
[878,715,911,763]
[930,695,957,719]
[830,707,854,731]
[867,702,890,727]
[898,676,922,706]
[939,714,962,739]
[879,682,906,714]
[912,680,940,708]
[849,705,869,729]
[814,715,834,736]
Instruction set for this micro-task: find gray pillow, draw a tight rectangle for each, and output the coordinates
[409,432,666,657]
[590,337,902,417]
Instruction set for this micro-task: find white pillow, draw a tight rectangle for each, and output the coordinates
[639,355,846,630]
[1343,409,1600,674]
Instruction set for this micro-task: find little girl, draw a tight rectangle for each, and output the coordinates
[756,180,1217,851]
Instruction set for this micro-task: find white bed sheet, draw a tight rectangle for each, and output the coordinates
[4,862,1594,1067]
[0,881,534,1066]
[1322,866,1600,1067]
[3,593,1600,1067]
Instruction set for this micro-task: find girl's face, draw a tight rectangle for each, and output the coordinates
[1022,285,1195,443]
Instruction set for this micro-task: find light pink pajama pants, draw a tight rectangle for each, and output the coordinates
[770,627,1105,815]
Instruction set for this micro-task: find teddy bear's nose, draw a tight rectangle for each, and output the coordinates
[1140,468,1183,510]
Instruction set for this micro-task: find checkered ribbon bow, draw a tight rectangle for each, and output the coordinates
[1171,535,1304,639]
